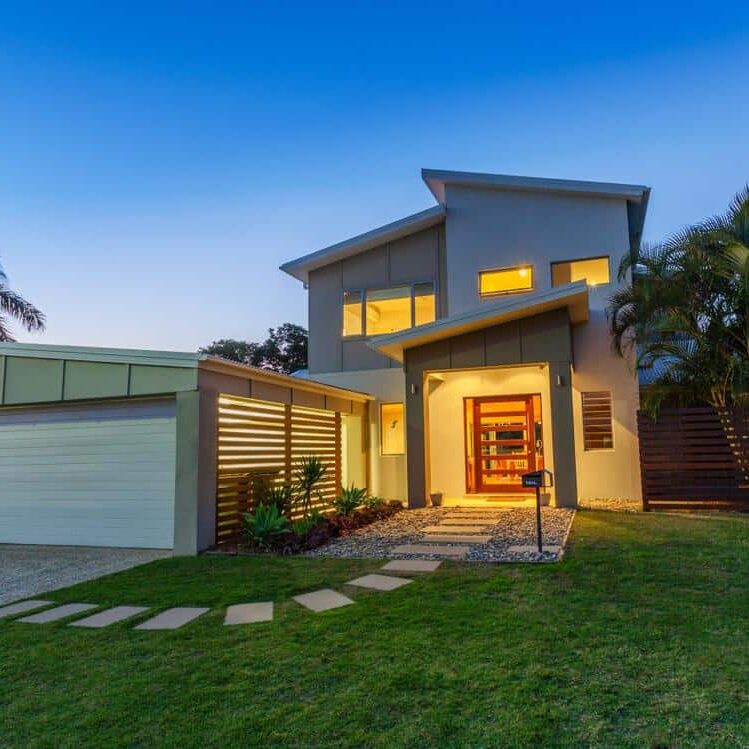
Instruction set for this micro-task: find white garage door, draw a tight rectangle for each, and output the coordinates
[0,399,176,549]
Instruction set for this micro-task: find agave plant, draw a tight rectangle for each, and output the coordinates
[241,503,290,550]
[332,484,367,516]
[293,455,327,517]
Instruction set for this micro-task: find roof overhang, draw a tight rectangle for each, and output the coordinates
[422,168,650,251]
[370,281,590,363]
[280,205,445,284]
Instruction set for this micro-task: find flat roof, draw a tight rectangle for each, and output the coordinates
[280,205,445,284]
[370,282,590,363]
[0,343,372,402]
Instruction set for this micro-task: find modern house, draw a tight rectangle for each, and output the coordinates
[281,168,650,509]
[0,167,649,555]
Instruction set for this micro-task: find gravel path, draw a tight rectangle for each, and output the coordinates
[0,545,170,605]
[579,498,642,513]
[305,507,575,563]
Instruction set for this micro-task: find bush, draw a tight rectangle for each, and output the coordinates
[332,484,367,515]
[264,484,294,518]
[242,504,290,550]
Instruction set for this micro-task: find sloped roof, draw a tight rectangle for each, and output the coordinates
[370,282,590,363]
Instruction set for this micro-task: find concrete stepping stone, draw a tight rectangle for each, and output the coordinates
[507,544,561,555]
[69,606,149,628]
[346,574,413,591]
[134,607,209,630]
[435,519,498,526]
[390,544,467,558]
[382,560,442,573]
[423,525,489,534]
[422,534,492,544]
[0,600,53,619]
[18,603,98,624]
[293,589,354,612]
[224,602,273,625]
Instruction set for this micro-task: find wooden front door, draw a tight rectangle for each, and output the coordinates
[467,395,542,493]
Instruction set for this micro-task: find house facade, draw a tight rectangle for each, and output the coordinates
[282,169,650,508]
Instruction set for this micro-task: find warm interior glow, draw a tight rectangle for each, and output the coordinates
[380,402,405,455]
[366,287,411,335]
[342,290,363,336]
[479,266,533,296]
[551,256,610,287]
[414,283,436,326]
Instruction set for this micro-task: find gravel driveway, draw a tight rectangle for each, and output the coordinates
[0,545,170,605]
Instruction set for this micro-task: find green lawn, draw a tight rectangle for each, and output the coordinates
[3,511,749,748]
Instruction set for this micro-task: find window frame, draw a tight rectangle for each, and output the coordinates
[581,390,615,451]
[341,280,438,339]
[477,264,534,298]
[550,255,612,288]
[379,401,406,456]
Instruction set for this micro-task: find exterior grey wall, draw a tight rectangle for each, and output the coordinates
[443,184,631,316]
[307,225,446,374]
[403,309,578,508]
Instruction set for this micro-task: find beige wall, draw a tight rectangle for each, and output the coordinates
[571,309,642,501]
[426,366,556,503]
[306,368,407,501]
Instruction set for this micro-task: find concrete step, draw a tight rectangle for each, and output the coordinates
[390,544,468,558]
[422,525,489,534]
[421,534,492,544]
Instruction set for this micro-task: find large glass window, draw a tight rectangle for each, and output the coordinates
[342,283,436,337]
[479,266,533,296]
[380,402,405,455]
[342,290,363,336]
[551,256,610,287]
[366,286,411,336]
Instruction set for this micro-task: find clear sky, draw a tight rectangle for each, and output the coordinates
[1,1,747,350]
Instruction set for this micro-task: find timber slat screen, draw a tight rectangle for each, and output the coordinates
[216,394,342,544]
[638,406,749,510]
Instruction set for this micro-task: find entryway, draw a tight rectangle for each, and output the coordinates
[464,394,544,494]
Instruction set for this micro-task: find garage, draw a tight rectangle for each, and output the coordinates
[0,399,177,548]
[0,343,370,555]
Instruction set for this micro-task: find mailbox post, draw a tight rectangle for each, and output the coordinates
[521,469,554,553]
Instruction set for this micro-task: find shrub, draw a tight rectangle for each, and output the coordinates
[332,484,367,515]
[362,494,386,510]
[294,456,327,517]
[264,484,294,518]
[242,504,290,550]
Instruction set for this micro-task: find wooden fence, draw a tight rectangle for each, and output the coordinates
[638,406,749,510]
[215,394,341,544]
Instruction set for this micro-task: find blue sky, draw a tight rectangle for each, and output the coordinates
[1,1,747,350]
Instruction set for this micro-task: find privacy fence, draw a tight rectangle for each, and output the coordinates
[638,406,749,511]
[215,394,342,543]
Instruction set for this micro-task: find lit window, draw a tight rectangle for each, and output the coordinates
[414,282,436,326]
[366,286,411,336]
[343,290,363,336]
[551,257,610,287]
[479,266,533,296]
[380,402,405,455]
[343,283,437,337]
[581,391,614,450]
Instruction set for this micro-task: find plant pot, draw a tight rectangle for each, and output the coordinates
[430,492,443,507]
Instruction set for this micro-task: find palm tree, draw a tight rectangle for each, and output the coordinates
[0,260,45,341]
[607,186,749,414]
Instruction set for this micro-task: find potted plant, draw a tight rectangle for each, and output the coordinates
[430,492,443,507]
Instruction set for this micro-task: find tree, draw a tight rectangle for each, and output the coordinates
[607,185,749,414]
[0,260,45,342]
[200,324,308,374]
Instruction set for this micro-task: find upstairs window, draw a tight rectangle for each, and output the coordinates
[342,283,436,337]
[479,266,533,297]
[551,256,610,287]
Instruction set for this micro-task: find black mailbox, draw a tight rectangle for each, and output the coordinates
[521,469,553,489]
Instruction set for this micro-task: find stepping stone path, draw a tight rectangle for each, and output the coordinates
[293,589,354,612]
[423,534,492,544]
[18,603,98,624]
[391,544,468,558]
[135,607,209,630]
[0,600,53,619]
[69,606,149,628]
[382,559,442,573]
[346,574,412,591]
[423,525,489,534]
[224,602,273,625]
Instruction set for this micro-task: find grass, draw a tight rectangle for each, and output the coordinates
[3,511,749,747]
